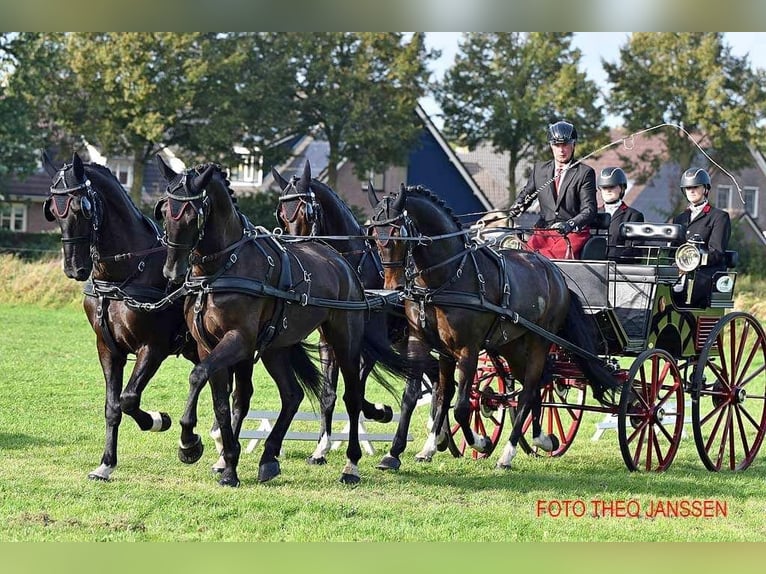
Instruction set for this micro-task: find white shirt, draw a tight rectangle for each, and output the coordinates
[604,199,623,217]
[689,200,709,222]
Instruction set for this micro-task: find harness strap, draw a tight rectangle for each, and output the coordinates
[96,296,122,357]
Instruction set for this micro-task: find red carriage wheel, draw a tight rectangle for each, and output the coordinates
[618,349,684,472]
[515,378,587,457]
[450,353,512,459]
[691,312,766,471]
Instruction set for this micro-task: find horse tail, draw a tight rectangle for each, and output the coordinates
[360,316,419,402]
[563,289,620,403]
[289,342,324,403]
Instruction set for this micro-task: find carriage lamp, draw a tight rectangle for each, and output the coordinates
[715,274,735,293]
[674,235,709,272]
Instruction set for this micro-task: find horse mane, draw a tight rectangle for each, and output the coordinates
[310,179,363,232]
[198,162,238,205]
[84,162,157,233]
[402,184,463,230]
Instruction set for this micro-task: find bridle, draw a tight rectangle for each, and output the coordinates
[158,170,209,251]
[44,165,99,248]
[276,177,320,235]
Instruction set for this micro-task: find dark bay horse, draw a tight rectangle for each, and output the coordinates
[273,164,443,470]
[156,158,410,486]
[368,185,619,469]
[42,151,198,481]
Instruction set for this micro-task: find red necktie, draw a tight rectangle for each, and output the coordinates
[553,168,562,201]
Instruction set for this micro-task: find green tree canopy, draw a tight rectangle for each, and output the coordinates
[604,32,766,213]
[290,32,437,189]
[435,32,608,206]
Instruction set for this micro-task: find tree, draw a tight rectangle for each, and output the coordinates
[290,32,437,189]
[604,33,766,214]
[51,33,299,206]
[0,33,65,185]
[435,32,607,206]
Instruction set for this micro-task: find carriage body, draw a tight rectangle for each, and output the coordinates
[467,221,765,472]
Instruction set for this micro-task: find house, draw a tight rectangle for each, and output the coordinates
[261,104,493,224]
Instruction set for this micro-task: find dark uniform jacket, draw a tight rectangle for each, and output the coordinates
[606,202,644,262]
[516,159,597,230]
[672,203,732,306]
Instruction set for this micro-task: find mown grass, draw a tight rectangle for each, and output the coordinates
[2,256,766,542]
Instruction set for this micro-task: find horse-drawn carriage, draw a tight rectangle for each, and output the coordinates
[43,151,766,487]
[455,215,766,472]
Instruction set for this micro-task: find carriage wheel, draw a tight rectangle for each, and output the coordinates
[514,378,587,457]
[450,353,511,459]
[691,312,766,471]
[618,349,684,472]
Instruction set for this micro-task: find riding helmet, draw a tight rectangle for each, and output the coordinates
[679,168,711,191]
[597,167,628,189]
[547,121,578,144]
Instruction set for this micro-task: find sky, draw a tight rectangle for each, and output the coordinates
[421,32,766,128]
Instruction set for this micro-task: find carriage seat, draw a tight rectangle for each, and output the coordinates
[580,212,611,261]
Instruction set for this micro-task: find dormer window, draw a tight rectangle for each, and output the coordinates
[230,146,262,186]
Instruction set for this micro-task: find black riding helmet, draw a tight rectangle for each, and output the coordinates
[680,168,711,191]
[597,167,628,198]
[547,120,577,144]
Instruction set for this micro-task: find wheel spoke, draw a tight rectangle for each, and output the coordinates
[734,404,751,460]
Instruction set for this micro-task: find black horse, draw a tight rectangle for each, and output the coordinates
[156,158,410,486]
[368,185,619,469]
[42,151,198,481]
[273,165,445,470]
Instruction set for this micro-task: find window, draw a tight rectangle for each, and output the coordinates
[109,160,133,189]
[230,148,262,186]
[743,186,758,217]
[716,185,731,209]
[0,203,27,231]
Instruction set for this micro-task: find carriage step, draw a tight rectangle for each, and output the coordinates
[241,410,412,455]
[590,400,693,441]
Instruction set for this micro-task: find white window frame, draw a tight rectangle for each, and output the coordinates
[742,186,759,217]
[109,160,134,190]
[229,147,262,186]
[716,185,732,209]
[0,203,27,232]
[367,169,384,191]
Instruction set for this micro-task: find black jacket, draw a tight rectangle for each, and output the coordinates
[515,159,597,230]
[672,203,731,269]
[606,202,644,261]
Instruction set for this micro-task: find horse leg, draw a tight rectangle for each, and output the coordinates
[178,330,251,465]
[358,314,395,424]
[212,364,253,473]
[452,348,491,454]
[258,348,306,482]
[415,355,455,462]
[307,338,337,465]
[208,368,241,487]
[88,349,126,481]
[210,370,233,457]
[377,335,429,471]
[119,349,172,433]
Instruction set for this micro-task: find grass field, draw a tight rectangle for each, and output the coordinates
[1,256,766,542]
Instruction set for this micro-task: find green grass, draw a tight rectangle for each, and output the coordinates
[2,302,766,542]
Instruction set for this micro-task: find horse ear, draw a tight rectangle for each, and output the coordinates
[300,160,311,190]
[42,151,59,177]
[366,181,379,208]
[271,167,290,191]
[391,184,407,213]
[192,164,217,192]
[155,153,178,182]
[72,152,85,181]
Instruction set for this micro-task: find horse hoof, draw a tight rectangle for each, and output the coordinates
[380,406,394,424]
[159,412,172,432]
[87,472,110,482]
[496,463,512,471]
[218,475,240,488]
[306,456,327,466]
[339,473,361,485]
[548,434,560,452]
[178,435,204,464]
[435,434,450,452]
[414,454,433,463]
[376,455,401,471]
[258,461,281,482]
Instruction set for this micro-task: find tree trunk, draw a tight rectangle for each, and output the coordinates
[130,150,145,208]
[326,142,339,190]
[506,149,520,207]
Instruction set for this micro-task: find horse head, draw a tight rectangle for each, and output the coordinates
[368,183,411,290]
[273,160,318,236]
[154,154,217,282]
[43,151,98,280]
